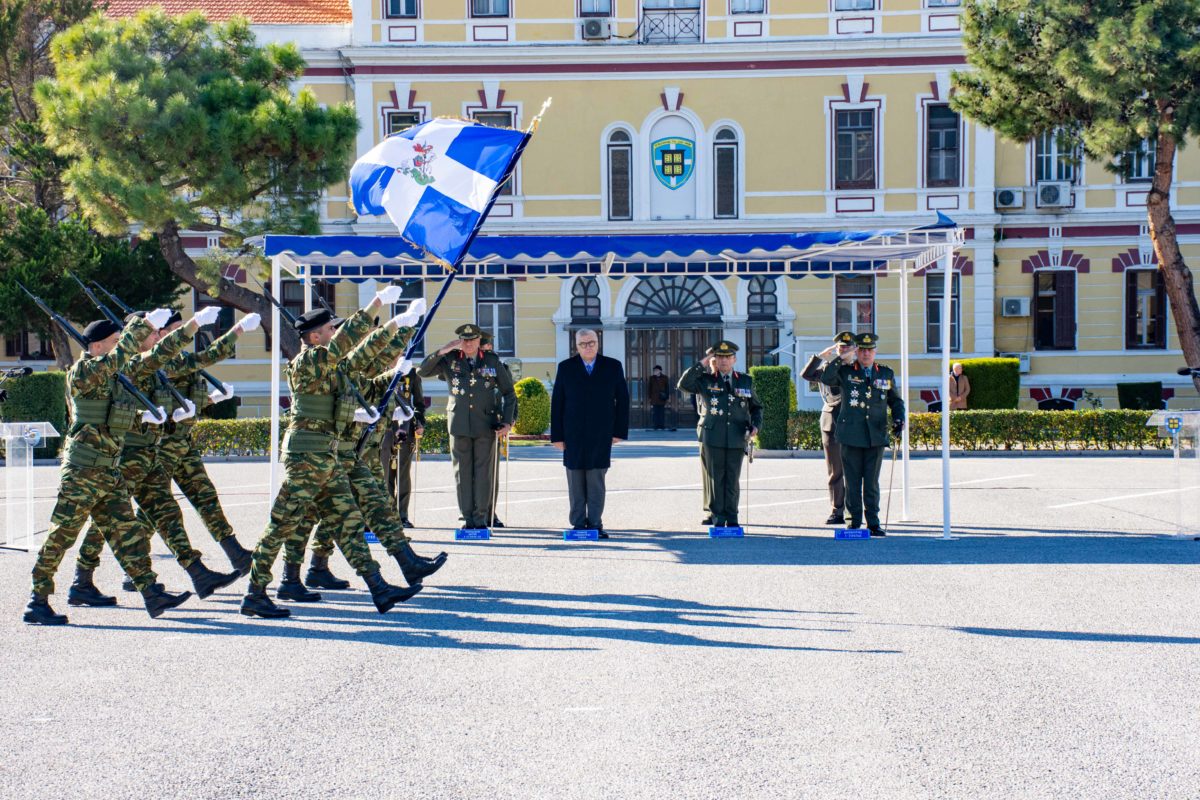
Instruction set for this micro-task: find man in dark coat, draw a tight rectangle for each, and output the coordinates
[550,328,630,538]
[647,365,670,430]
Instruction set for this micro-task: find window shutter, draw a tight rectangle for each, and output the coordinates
[1154,269,1167,348]
[1055,270,1076,349]
[715,144,737,218]
[1124,271,1139,349]
[609,146,631,220]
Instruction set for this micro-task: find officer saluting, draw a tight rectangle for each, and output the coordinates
[418,323,516,530]
[801,331,857,525]
[820,332,905,537]
[678,340,762,528]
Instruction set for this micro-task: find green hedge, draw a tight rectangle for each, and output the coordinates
[1117,381,1162,410]
[749,365,791,450]
[958,358,1020,409]
[189,414,452,457]
[513,376,550,435]
[0,371,67,457]
[786,409,1166,451]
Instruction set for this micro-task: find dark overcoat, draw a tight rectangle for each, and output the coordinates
[550,354,630,470]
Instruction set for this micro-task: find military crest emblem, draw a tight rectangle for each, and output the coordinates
[651,137,695,190]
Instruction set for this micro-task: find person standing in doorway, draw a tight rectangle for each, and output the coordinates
[647,365,669,430]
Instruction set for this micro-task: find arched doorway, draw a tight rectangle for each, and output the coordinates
[624,276,724,429]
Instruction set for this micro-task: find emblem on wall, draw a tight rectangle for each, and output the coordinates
[651,137,695,190]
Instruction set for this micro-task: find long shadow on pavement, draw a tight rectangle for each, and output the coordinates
[954,627,1200,644]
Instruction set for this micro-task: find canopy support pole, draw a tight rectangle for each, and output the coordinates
[898,259,912,520]
[268,256,283,502]
[939,246,955,540]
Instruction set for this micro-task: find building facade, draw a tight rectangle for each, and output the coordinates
[5,0,1197,421]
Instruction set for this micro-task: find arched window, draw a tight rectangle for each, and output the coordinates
[626,276,722,323]
[571,277,602,323]
[607,129,632,221]
[1037,397,1076,411]
[745,276,779,367]
[747,276,777,319]
[714,127,739,219]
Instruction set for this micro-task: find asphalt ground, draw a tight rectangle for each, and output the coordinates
[1,433,1197,799]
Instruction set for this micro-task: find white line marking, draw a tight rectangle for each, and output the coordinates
[746,474,1035,510]
[1047,485,1200,509]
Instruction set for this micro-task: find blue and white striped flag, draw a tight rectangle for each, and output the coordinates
[350,118,529,266]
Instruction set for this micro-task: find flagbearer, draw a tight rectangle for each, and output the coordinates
[678,341,762,529]
[820,332,905,537]
[418,324,516,530]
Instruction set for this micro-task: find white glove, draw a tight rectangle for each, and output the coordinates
[172,399,197,423]
[405,298,427,318]
[353,406,381,424]
[389,308,421,329]
[392,403,414,423]
[237,312,261,333]
[141,406,167,425]
[374,285,404,306]
[398,358,414,376]
[208,382,235,403]
[191,305,221,328]
[145,308,172,330]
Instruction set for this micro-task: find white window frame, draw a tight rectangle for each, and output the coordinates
[1121,139,1156,183]
[1034,128,1082,185]
[713,127,739,219]
[730,0,766,12]
[834,274,875,335]
[607,129,634,221]
[924,271,961,353]
[475,279,516,356]
[470,0,511,17]
[384,0,419,18]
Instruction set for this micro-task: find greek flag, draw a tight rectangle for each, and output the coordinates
[350,118,529,266]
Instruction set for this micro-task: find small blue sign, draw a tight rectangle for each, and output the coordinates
[455,527,491,541]
[564,529,599,541]
[835,527,871,540]
[651,137,695,190]
[363,530,379,544]
[1166,415,1183,433]
[709,526,744,538]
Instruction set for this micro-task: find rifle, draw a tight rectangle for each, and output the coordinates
[253,276,378,421]
[90,279,226,394]
[68,271,191,412]
[18,282,165,422]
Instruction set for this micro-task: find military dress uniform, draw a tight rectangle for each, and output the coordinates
[801,331,856,525]
[384,370,425,525]
[241,305,421,619]
[678,341,763,528]
[819,332,905,536]
[418,323,516,529]
[24,318,192,625]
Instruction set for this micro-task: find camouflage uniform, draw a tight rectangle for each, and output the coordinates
[32,318,164,596]
[294,326,416,563]
[75,324,194,570]
[249,308,392,589]
[384,371,425,521]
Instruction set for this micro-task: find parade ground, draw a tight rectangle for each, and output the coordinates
[1,434,1197,799]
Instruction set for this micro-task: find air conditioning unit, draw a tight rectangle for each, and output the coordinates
[994,187,1025,210]
[999,352,1032,373]
[1036,180,1072,209]
[1001,296,1031,317]
[581,18,611,40]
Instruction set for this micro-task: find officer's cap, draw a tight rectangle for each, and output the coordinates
[83,319,121,344]
[455,323,483,340]
[855,332,879,349]
[479,330,493,345]
[294,308,341,334]
[833,330,856,346]
[709,340,739,357]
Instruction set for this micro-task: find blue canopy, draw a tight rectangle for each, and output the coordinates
[259,214,960,281]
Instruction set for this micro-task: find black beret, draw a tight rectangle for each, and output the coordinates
[83,319,121,344]
[295,308,341,334]
[166,311,183,327]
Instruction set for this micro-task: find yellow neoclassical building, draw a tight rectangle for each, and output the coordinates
[4,0,1197,423]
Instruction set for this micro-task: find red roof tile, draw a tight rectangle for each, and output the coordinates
[103,1,352,25]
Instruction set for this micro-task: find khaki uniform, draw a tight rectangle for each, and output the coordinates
[418,350,516,528]
[678,364,763,527]
[801,354,845,517]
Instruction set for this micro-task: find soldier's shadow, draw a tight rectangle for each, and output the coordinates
[71,584,899,654]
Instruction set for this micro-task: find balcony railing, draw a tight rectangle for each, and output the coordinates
[640,9,702,44]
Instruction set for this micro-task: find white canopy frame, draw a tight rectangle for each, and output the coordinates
[260,224,965,539]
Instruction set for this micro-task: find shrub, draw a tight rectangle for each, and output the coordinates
[1117,381,1162,410]
[418,414,449,454]
[958,358,1020,409]
[749,365,791,449]
[787,410,823,451]
[0,370,67,457]
[188,415,451,456]
[513,377,550,435]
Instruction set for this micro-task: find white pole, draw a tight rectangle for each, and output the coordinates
[269,256,283,502]
[303,271,312,314]
[940,246,954,540]
[898,259,911,520]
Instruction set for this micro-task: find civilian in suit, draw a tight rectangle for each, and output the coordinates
[550,329,630,538]
[647,365,670,430]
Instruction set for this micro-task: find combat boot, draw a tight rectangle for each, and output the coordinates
[140,583,192,619]
[67,567,118,607]
[240,584,290,619]
[362,569,422,614]
[184,558,241,599]
[219,536,253,576]
[305,553,351,590]
[277,562,321,602]
[23,593,68,625]
[391,542,446,586]
[122,577,136,592]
